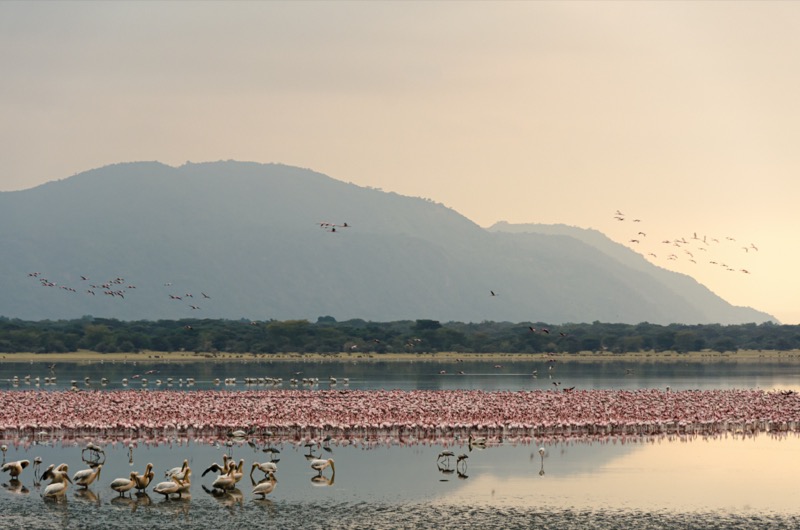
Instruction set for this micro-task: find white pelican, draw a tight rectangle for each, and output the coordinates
[134,463,154,492]
[153,476,184,499]
[232,459,245,484]
[250,461,277,478]
[42,465,72,498]
[1,459,30,479]
[110,471,139,497]
[211,466,237,491]
[73,464,102,488]
[252,473,277,498]
[201,455,230,477]
[310,458,335,476]
[165,459,189,479]
[154,468,191,499]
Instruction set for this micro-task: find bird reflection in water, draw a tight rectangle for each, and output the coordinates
[110,492,151,513]
[73,487,101,505]
[3,479,30,495]
[310,473,334,487]
[202,484,244,512]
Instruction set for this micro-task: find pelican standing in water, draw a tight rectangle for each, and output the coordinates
[165,459,189,480]
[42,465,72,499]
[134,463,154,492]
[252,472,277,498]
[73,464,102,489]
[201,455,230,477]
[154,467,191,499]
[211,466,237,492]
[110,471,139,497]
[310,458,335,476]
[1,459,30,479]
[250,461,277,478]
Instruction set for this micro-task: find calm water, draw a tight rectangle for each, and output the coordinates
[2,359,800,528]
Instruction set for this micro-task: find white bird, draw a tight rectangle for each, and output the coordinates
[201,455,230,477]
[1,459,30,479]
[310,458,335,476]
[538,447,546,457]
[42,465,71,498]
[154,467,191,499]
[153,476,184,499]
[134,463,154,492]
[165,459,189,480]
[110,471,139,497]
[73,464,102,488]
[211,466,237,491]
[252,472,277,498]
[250,461,278,478]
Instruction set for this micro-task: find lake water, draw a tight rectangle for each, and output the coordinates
[2,359,800,528]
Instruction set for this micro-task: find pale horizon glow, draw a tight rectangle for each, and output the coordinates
[1,1,798,323]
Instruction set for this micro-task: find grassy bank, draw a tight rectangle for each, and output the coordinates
[2,349,800,364]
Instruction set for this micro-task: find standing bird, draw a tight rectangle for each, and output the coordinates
[134,463,155,492]
[110,471,139,497]
[73,464,102,489]
[252,472,277,499]
[42,466,72,499]
[211,466,237,492]
[310,458,335,476]
[251,461,278,478]
[1,459,30,479]
[165,459,189,480]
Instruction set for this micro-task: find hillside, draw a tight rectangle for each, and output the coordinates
[0,161,776,324]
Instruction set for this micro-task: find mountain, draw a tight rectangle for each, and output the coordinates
[0,161,776,324]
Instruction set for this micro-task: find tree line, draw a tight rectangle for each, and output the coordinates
[0,316,797,356]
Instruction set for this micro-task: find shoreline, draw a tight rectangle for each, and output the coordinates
[2,349,800,364]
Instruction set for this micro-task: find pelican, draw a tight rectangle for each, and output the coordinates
[110,471,139,497]
[310,458,335,476]
[1,459,30,479]
[153,476,184,499]
[73,464,102,488]
[154,468,191,499]
[201,455,230,477]
[232,459,245,484]
[250,461,277,478]
[165,459,189,479]
[211,466,237,491]
[252,472,277,498]
[42,468,72,498]
[41,463,68,482]
[134,463,154,492]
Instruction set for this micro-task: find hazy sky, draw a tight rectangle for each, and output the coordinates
[2,1,798,323]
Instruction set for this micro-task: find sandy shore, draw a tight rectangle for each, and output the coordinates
[2,349,800,364]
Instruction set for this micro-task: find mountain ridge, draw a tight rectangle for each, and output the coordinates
[0,161,776,324]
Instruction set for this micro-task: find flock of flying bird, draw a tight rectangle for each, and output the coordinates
[26,272,213,312]
[0,433,336,502]
[612,210,758,275]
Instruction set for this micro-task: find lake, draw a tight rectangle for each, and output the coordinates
[1,358,799,528]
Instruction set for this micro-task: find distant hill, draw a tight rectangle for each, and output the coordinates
[0,161,776,324]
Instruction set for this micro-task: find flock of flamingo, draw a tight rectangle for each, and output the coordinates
[612,210,758,275]
[1,388,799,447]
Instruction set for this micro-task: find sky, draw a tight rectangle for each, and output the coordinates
[1,1,798,323]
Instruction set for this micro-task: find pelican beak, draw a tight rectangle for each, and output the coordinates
[329,461,335,473]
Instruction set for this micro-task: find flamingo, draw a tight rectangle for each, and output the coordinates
[252,472,277,498]
[1,459,30,479]
[310,458,335,476]
[110,471,139,497]
[73,464,102,489]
